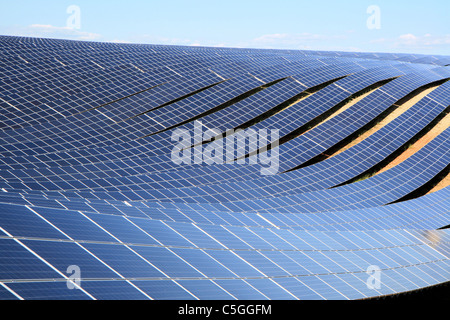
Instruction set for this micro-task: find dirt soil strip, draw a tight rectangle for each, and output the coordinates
[377,111,450,175]
[427,173,450,194]
[328,85,440,158]
[302,85,380,135]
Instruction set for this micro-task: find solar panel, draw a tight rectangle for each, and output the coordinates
[0,35,449,300]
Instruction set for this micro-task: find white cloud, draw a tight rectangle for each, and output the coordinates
[123,34,193,46]
[371,33,450,50]
[397,33,418,46]
[254,33,326,43]
[29,24,101,41]
[121,34,229,48]
[110,39,130,44]
[243,33,348,50]
[3,24,101,41]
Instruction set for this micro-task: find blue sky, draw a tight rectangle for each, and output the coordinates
[0,0,449,54]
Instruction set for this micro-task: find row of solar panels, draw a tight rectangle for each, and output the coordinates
[0,179,449,231]
[1,65,447,175]
[0,64,448,188]
[0,35,448,299]
[0,202,449,300]
[2,35,449,65]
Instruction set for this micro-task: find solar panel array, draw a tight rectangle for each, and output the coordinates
[0,35,449,300]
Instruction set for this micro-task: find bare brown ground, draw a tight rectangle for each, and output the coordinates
[377,111,450,174]
[272,91,313,116]
[302,85,379,135]
[328,85,439,158]
[427,173,450,194]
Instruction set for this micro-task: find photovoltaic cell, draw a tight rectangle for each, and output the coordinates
[0,35,449,300]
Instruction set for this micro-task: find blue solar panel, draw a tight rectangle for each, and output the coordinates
[0,35,449,300]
